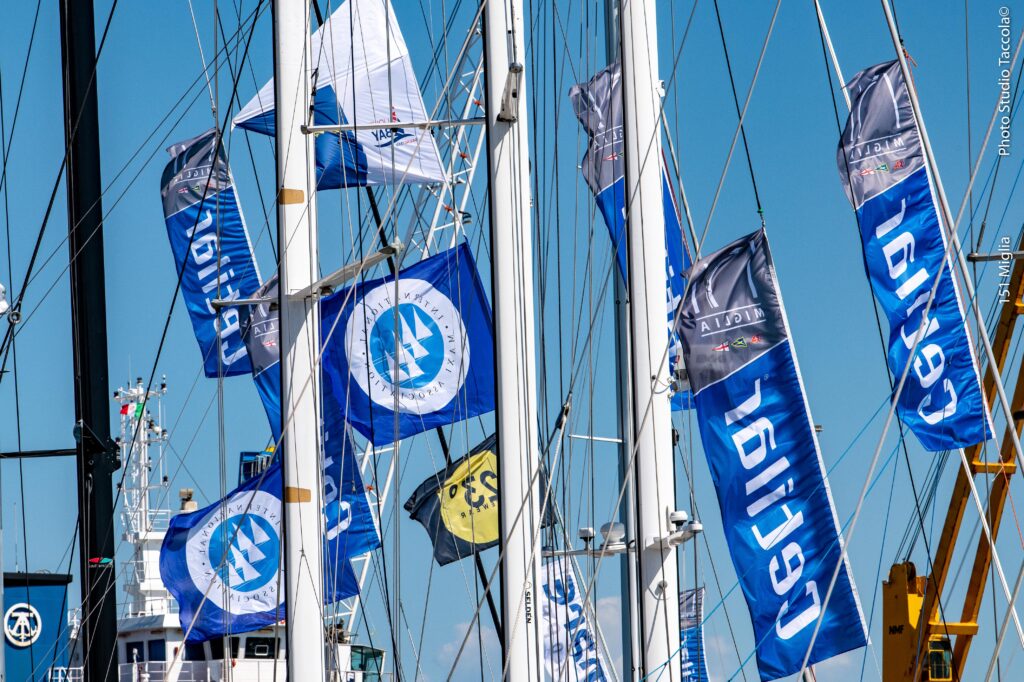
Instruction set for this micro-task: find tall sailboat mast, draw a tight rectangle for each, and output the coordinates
[603,0,642,676]
[481,0,545,675]
[59,0,119,678]
[272,0,327,678]
[618,0,681,676]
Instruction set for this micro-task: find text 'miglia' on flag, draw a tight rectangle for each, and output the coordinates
[676,229,866,681]
[569,61,692,408]
[160,129,263,378]
[320,242,495,445]
[232,0,445,189]
[837,60,991,451]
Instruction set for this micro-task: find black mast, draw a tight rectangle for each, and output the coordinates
[59,0,118,679]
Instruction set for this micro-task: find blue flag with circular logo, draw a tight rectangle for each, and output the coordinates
[159,462,359,641]
[320,243,496,445]
[159,464,286,641]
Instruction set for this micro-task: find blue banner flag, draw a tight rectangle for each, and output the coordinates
[677,229,866,681]
[569,62,692,409]
[679,587,710,682]
[160,130,263,377]
[838,61,991,451]
[160,462,359,641]
[242,276,282,441]
[320,243,496,445]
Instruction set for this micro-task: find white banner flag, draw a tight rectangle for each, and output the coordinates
[540,557,610,681]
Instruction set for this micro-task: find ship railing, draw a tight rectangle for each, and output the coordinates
[108,661,393,682]
[117,595,179,618]
[47,667,83,682]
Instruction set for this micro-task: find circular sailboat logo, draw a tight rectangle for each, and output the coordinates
[345,278,469,414]
[4,603,41,647]
[186,490,282,615]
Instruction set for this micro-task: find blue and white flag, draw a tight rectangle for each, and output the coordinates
[160,462,360,641]
[233,0,445,189]
[677,229,867,681]
[321,243,495,445]
[540,557,610,681]
[679,588,710,682]
[838,61,992,451]
[160,129,263,377]
[569,62,692,408]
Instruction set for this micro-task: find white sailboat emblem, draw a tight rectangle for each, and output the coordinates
[385,306,436,384]
[225,517,274,589]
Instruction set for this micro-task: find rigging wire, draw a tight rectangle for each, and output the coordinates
[710,0,765,226]
[0,0,122,382]
[0,0,44,201]
[810,10,962,669]
[797,12,1024,675]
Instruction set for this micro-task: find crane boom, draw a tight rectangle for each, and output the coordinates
[883,234,1024,680]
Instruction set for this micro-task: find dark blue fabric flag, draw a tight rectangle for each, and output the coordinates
[160,462,360,641]
[320,243,496,445]
[160,130,263,377]
[838,61,991,451]
[323,362,382,565]
[677,229,866,681]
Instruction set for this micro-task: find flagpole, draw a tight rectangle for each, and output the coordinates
[481,0,544,675]
[272,0,327,680]
[617,0,681,676]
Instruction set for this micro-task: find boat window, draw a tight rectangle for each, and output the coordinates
[183,642,206,661]
[351,645,385,682]
[148,639,167,663]
[244,636,279,659]
[124,641,146,664]
[209,636,241,660]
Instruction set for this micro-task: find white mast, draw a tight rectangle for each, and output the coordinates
[618,0,681,676]
[273,0,326,679]
[603,2,642,677]
[481,0,544,676]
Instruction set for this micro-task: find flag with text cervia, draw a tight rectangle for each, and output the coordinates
[320,243,495,445]
[838,60,991,451]
[160,129,262,378]
[677,229,866,681]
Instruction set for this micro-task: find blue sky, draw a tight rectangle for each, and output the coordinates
[3,0,1024,680]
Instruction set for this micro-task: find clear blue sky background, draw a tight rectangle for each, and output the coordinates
[2,0,1024,680]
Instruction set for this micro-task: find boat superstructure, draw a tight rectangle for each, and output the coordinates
[51,379,386,682]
